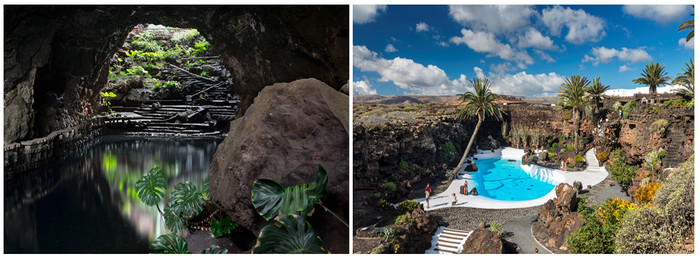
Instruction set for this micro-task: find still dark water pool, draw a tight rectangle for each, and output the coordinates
[4,135,223,253]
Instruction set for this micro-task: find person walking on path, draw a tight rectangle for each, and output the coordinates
[451,193,457,206]
[425,183,431,209]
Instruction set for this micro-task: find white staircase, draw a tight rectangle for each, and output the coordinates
[426,226,472,254]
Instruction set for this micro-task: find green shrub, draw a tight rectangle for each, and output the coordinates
[394,214,416,225]
[597,152,608,163]
[552,142,558,149]
[568,210,617,253]
[649,119,669,134]
[547,152,555,161]
[194,39,210,56]
[612,101,623,112]
[398,160,410,169]
[377,200,391,210]
[384,182,396,192]
[615,155,694,253]
[567,145,575,150]
[411,163,427,176]
[608,149,636,189]
[396,200,420,213]
[171,29,200,45]
[152,80,182,90]
[371,244,385,254]
[440,141,457,163]
[489,221,502,235]
[210,216,238,238]
[575,155,585,163]
[567,163,575,168]
[131,36,163,53]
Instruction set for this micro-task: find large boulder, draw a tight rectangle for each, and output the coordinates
[208,78,348,253]
[533,183,583,253]
[393,206,437,253]
[462,229,504,254]
[554,183,577,212]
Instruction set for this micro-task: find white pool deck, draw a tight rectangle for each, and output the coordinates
[415,147,609,210]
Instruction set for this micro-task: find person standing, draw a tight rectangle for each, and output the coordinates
[425,183,431,209]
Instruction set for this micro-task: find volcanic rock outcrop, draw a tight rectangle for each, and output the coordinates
[5,6,348,143]
[208,78,348,253]
[532,183,583,252]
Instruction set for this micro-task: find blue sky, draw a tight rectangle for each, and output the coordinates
[353,5,695,97]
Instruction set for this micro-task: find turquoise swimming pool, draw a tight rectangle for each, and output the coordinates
[471,158,555,201]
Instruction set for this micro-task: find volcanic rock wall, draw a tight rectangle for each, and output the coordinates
[4,5,348,144]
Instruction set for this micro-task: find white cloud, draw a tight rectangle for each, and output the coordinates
[416,22,429,32]
[517,27,557,50]
[450,28,533,67]
[438,41,449,47]
[448,5,535,34]
[582,46,652,65]
[353,45,455,95]
[541,6,606,44]
[353,80,377,96]
[618,65,633,72]
[533,50,555,63]
[678,37,694,50]
[354,5,387,24]
[474,67,485,79]
[384,44,398,53]
[485,69,567,97]
[490,62,516,74]
[623,5,692,24]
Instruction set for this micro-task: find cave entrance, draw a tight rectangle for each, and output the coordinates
[101,24,238,135]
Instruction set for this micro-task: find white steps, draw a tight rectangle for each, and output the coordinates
[426,226,472,254]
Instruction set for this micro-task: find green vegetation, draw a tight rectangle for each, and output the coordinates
[394,213,416,225]
[440,141,457,163]
[398,160,410,169]
[615,155,694,253]
[100,91,117,114]
[489,221,502,235]
[194,39,211,56]
[672,58,694,99]
[396,200,420,213]
[171,29,200,45]
[251,165,347,253]
[452,78,503,178]
[559,75,589,151]
[377,200,391,210]
[612,101,623,113]
[575,155,585,163]
[608,149,636,189]
[568,198,635,253]
[622,101,637,119]
[644,150,664,173]
[567,145,575,150]
[210,216,238,238]
[384,182,396,192]
[632,182,661,205]
[677,13,694,42]
[136,167,227,254]
[597,152,608,163]
[585,77,610,115]
[649,119,669,134]
[632,61,671,96]
[152,80,182,90]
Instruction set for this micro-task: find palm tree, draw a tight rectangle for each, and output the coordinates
[451,78,503,177]
[632,62,671,96]
[678,13,694,42]
[673,58,694,99]
[585,77,610,116]
[559,75,589,151]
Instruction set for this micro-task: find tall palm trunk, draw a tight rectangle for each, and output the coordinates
[573,107,579,151]
[452,113,483,177]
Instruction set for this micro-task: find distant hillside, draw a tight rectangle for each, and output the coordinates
[354,95,558,105]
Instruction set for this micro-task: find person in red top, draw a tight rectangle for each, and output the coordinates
[425,183,431,209]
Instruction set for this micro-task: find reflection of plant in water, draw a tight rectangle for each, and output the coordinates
[251,165,348,253]
[135,166,226,254]
[102,151,117,174]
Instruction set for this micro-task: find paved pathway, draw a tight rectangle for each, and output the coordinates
[502,216,551,254]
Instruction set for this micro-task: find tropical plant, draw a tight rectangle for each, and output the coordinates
[210,215,238,238]
[100,91,117,114]
[608,149,636,189]
[398,160,410,169]
[396,199,420,213]
[194,39,210,56]
[151,233,190,254]
[632,61,671,96]
[678,13,694,42]
[672,58,694,99]
[384,182,396,192]
[152,80,182,90]
[251,165,347,253]
[586,77,610,115]
[559,75,589,151]
[440,141,457,163]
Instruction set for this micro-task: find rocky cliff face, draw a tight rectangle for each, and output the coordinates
[4,6,348,143]
[532,183,583,253]
[208,79,348,253]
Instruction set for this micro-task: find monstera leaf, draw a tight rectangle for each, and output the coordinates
[169,182,206,218]
[252,165,328,220]
[151,233,189,254]
[253,215,325,254]
[136,167,167,206]
[163,204,185,233]
[201,244,228,254]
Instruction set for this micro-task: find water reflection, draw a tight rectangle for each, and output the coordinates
[4,135,222,253]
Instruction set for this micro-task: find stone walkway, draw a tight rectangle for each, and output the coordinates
[501,216,551,254]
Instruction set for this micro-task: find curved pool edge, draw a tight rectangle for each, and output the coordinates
[416,147,609,211]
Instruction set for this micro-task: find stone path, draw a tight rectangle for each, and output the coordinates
[425,226,472,254]
[501,216,551,254]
